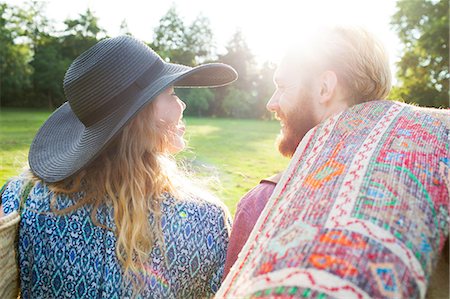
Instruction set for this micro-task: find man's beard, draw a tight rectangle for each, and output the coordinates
[275,92,317,158]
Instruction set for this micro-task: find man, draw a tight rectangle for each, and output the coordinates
[222,26,448,299]
[224,26,392,278]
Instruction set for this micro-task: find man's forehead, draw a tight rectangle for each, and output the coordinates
[274,58,302,85]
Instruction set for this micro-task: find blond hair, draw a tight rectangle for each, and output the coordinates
[29,101,228,292]
[293,26,392,104]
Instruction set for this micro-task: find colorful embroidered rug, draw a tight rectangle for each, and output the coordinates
[217,100,449,299]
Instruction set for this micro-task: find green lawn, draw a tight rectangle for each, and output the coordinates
[0,109,288,214]
[0,109,51,182]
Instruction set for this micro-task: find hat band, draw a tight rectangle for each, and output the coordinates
[79,58,165,127]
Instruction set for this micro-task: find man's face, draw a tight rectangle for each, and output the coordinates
[266,59,319,157]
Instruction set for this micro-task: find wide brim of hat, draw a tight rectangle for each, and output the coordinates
[29,62,237,182]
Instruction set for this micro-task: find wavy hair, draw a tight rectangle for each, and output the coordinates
[30,100,228,292]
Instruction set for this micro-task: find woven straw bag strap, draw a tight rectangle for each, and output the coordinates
[0,180,11,198]
[18,182,33,215]
[0,180,11,213]
[0,180,33,214]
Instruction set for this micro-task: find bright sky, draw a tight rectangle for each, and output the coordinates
[7,0,402,80]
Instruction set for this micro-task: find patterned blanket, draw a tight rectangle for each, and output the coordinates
[217,100,449,299]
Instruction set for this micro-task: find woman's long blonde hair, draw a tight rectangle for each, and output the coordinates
[29,100,227,289]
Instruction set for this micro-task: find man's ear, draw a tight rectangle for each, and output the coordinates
[318,71,338,104]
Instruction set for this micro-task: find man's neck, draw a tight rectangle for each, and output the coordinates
[319,99,350,123]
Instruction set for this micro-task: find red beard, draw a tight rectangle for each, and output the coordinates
[275,92,317,158]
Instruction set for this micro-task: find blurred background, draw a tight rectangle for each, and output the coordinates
[1,0,448,112]
[0,0,448,212]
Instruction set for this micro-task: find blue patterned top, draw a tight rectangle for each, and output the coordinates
[1,178,231,298]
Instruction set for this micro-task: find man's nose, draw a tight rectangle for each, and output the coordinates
[266,92,279,112]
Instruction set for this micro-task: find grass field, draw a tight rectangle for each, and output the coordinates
[0,109,288,214]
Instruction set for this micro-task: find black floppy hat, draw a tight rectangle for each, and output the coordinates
[29,35,237,182]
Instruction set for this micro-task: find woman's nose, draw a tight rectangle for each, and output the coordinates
[180,99,186,111]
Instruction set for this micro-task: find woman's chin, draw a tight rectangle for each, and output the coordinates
[168,139,186,154]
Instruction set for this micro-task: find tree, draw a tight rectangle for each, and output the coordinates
[253,61,276,119]
[177,88,214,117]
[186,14,215,64]
[151,5,215,66]
[28,9,106,108]
[151,5,192,65]
[61,9,106,60]
[119,19,131,36]
[3,1,63,108]
[64,8,104,39]
[222,87,255,118]
[0,2,32,107]
[4,0,53,53]
[213,29,256,117]
[391,0,449,107]
[31,36,70,108]
[1,3,108,108]
[219,29,254,90]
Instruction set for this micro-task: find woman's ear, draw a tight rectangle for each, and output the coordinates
[318,71,338,104]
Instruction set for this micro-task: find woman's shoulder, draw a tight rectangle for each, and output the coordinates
[1,175,32,214]
[1,175,62,215]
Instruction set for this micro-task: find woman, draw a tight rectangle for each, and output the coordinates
[0,35,237,298]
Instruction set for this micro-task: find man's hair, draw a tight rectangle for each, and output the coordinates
[295,26,392,104]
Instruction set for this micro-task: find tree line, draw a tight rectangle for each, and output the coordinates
[1,0,448,119]
[0,1,274,118]
[390,0,448,108]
